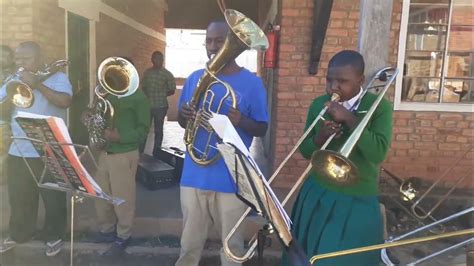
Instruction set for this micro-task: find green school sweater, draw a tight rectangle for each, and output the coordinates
[105,90,151,154]
[299,92,393,196]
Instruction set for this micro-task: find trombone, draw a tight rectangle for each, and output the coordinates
[380,167,445,233]
[380,147,472,234]
[310,207,474,265]
[410,147,473,220]
[224,66,399,262]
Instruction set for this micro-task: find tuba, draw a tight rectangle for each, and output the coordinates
[0,60,68,110]
[82,57,139,150]
[183,9,268,166]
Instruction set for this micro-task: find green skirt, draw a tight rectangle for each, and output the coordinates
[281,178,383,266]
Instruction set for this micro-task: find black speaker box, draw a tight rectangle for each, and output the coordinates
[154,147,185,181]
[136,153,176,190]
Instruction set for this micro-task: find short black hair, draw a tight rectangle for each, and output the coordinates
[152,51,163,59]
[207,19,228,30]
[328,50,365,76]
[17,41,41,56]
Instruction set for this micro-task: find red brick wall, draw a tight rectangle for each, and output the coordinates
[1,0,34,47]
[32,0,67,61]
[385,112,473,186]
[272,0,473,188]
[102,0,165,33]
[0,0,166,79]
[272,0,360,188]
[96,14,165,77]
[0,0,66,62]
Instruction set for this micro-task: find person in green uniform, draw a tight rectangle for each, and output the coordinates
[93,69,151,255]
[282,50,393,266]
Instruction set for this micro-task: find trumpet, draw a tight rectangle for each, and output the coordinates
[224,67,399,263]
[0,60,68,109]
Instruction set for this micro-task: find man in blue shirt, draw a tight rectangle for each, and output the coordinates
[0,42,72,257]
[175,21,269,266]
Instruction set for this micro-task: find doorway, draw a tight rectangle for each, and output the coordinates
[67,12,90,145]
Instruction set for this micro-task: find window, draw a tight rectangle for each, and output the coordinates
[395,0,473,112]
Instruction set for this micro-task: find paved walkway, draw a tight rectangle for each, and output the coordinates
[0,121,471,265]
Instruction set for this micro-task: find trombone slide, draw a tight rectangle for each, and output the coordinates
[218,143,309,265]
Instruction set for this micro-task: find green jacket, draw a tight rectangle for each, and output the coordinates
[106,90,151,153]
[299,92,393,196]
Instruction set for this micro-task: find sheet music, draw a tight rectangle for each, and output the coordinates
[209,113,250,157]
[217,143,261,213]
[14,112,114,202]
[210,113,291,229]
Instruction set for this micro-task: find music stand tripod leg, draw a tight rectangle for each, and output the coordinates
[70,194,84,266]
[257,223,273,266]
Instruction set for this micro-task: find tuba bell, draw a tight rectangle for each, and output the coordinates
[183,9,269,166]
[82,57,139,150]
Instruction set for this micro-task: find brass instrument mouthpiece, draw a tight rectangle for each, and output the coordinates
[331,93,340,102]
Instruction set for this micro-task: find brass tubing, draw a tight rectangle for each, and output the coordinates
[310,229,474,264]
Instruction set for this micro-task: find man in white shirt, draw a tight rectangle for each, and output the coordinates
[0,41,72,257]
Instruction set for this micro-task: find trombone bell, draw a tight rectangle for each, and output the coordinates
[311,150,359,185]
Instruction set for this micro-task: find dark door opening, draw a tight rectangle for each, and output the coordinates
[67,12,90,145]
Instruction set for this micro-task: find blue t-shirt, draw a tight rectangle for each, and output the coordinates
[0,72,73,158]
[178,68,268,193]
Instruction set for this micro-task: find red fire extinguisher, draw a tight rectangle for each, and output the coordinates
[264,25,279,68]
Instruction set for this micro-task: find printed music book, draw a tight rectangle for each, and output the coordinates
[14,111,119,203]
[209,113,291,230]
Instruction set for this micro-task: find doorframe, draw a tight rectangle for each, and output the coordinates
[60,1,98,108]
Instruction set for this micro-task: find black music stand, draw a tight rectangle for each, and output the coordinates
[11,113,123,266]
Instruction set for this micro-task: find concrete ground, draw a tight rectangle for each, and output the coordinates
[0,121,472,265]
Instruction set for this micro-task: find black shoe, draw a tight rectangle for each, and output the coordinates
[104,237,130,256]
[91,231,116,243]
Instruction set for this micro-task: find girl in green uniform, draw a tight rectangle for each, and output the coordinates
[282,50,393,266]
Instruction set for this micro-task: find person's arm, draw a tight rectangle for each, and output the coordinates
[227,108,267,137]
[352,99,393,164]
[228,77,269,137]
[177,74,195,128]
[20,71,72,108]
[299,100,320,159]
[117,93,151,144]
[141,71,150,97]
[37,84,71,108]
[167,72,176,96]
[178,103,195,129]
[0,84,12,120]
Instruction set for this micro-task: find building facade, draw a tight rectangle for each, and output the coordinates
[270,0,473,189]
[0,0,167,143]
[1,0,472,190]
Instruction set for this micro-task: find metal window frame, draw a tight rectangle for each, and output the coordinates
[394,0,474,112]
